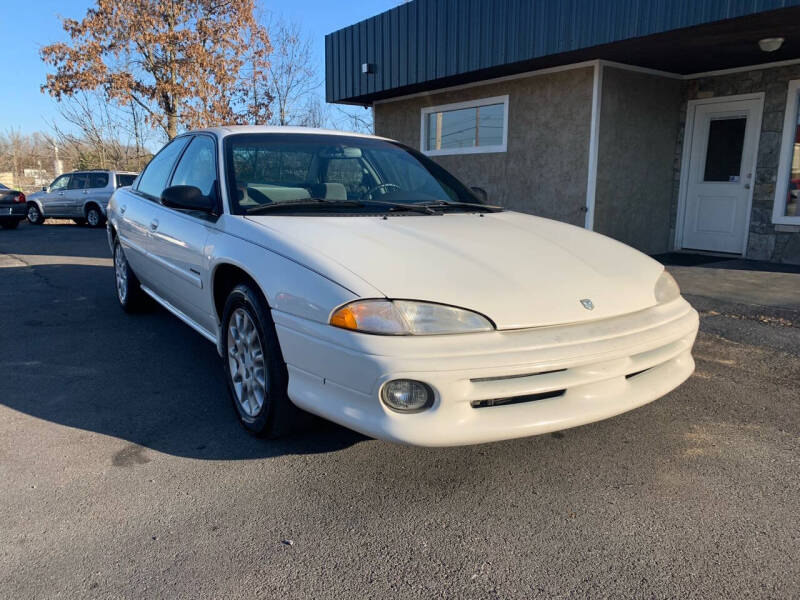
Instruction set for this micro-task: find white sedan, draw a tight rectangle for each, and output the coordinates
[107,126,699,446]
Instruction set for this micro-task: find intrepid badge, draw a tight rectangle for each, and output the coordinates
[580,298,594,310]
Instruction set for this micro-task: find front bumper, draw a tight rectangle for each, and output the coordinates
[273,297,699,446]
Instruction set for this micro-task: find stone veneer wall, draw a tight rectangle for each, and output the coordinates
[671,64,800,264]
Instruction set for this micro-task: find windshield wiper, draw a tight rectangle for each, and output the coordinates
[364,200,439,215]
[421,200,503,213]
[246,198,364,214]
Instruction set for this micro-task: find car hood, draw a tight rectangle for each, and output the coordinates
[246,211,665,329]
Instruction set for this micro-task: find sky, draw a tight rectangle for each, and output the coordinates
[0,0,397,136]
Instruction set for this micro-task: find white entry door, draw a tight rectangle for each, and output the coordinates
[681,96,763,254]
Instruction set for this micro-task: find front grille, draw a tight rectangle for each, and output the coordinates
[470,368,566,383]
[470,389,565,409]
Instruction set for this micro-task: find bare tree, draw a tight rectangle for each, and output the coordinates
[266,18,319,126]
[45,92,153,172]
[331,105,374,134]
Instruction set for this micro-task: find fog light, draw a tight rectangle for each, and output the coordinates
[381,379,434,412]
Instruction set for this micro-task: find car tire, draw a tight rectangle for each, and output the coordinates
[73,218,86,226]
[27,203,44,225]
[85,205,105,228]
[0,218,20,229]
[113,238,148,312]
[221,283,310,438]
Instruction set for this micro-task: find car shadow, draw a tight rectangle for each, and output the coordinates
[0,262,367,460]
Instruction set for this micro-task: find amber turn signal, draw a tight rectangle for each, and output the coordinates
[330,306,359,330]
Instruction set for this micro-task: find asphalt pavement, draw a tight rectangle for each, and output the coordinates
[1,221,798,599]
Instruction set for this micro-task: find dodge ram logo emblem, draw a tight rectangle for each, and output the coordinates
[580,298,594,310]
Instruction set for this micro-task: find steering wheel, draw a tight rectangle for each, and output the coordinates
[366,182,401,200]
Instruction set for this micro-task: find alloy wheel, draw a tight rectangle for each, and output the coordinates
[87,209,100,227]
[27,205,40,223]
[114,244,128,303]
[227,307,268,418]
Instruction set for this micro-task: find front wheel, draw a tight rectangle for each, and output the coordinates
[86,205,105,228]
[27,204,44,225]
[221,283,309,437]
[113,239,148,312]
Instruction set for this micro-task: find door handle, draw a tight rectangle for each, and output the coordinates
[744,183,751,189]
[82,190,88,195]
[150,219,159,231]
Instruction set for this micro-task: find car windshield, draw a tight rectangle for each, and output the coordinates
[224,133,495,215]
[0,183,7,190]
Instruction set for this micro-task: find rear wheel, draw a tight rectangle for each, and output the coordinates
[86,205,104,228]
[27,204,44,225]
[221,283,308,437]
[113,238,148,312]
[0,219,20,229]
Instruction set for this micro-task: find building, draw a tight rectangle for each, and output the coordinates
[325,0,800,263]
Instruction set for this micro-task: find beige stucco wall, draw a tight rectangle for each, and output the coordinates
[374,67,594,226]
[595,67,682,254]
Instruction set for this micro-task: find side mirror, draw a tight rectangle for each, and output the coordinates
[470,186,488,203]
[161,185,214,212]
[42,186,48,192]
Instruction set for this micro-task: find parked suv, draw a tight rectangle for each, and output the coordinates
[27,170,138,227]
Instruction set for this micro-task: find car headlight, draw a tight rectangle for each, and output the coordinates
[330,299,494,335]
[654,271,681,303]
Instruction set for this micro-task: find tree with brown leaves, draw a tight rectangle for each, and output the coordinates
[41,0,273,139]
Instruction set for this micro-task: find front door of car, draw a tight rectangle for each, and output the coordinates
[41,174,71,215]
[147,135,218,331]
[119,136,191,289]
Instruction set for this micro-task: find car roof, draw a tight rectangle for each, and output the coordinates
[186,125,392,142]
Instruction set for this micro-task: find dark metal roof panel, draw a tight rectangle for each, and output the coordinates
[326,0,800,103]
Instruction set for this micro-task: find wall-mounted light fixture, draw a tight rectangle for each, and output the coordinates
[758,37,785,52]
[361,62,376,74]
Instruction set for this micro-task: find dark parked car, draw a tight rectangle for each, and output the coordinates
[0,183,27,229]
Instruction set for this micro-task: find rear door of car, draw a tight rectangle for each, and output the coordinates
[85,172,111,211]
[116,137,190,288]
[65,172,90,216]
[145,134,218,331]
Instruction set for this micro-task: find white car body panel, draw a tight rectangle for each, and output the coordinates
[107,126,699,446]
[246,211,664,329]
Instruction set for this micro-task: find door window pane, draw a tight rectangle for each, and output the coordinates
[137,137,191,200]
[88,173,109,188]
[49,174,70,191]
[171,136,217,197]
[116,174,137,187]
[703,117,746,182]
[783,100,800,217]
[426,101,506,151]
[68,173,90,190]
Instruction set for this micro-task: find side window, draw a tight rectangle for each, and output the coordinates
[68,174,90,190]
[49,174,71,192]
[136,137,191,200]
[116,174,136,188]
[88,173,109,189]
[170,136,217,197]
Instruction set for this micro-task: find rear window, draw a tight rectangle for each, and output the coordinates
[116,174,136,188]
[88,173,109,188]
